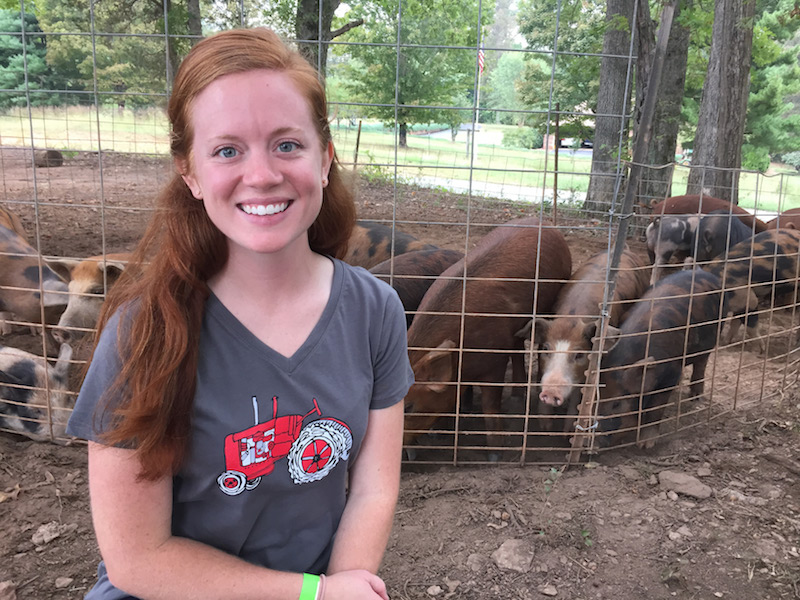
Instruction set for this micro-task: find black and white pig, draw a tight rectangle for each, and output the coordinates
[694,209,755,263]
[596,269,726,448]
[0,342,73,441]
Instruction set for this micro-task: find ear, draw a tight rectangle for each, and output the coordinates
[703,228,713,244]
[321,141,334,183]
[45,258,82,282]
[514,319,532,339]
[176,158,203,200]
[623,356,657,391]
[412,339,456,391]
[596,325,622,353]
[581,319,598,343]
[100,261,127,285]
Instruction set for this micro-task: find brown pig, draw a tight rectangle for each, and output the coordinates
[403,217,572,453]
[521,248,650,432]
[49,253,131,345]
[369,248,465,328]
[766,207,800,230]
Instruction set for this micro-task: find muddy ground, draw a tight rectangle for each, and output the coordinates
[0,147,798,599]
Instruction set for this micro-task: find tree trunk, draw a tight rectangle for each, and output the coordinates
[686,0,756,203]
[637,0,692,203]
[296,0,336,76]
[187,0,202,41]
[399,123,408,148]
[583,0,636,216]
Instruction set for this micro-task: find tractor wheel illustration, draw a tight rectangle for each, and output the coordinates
[287,419,353,484]
[245,476,262,491]
[217,470,247,496]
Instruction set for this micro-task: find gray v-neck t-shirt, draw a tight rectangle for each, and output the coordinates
[67,258,414,599]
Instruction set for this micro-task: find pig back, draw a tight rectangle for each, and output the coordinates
[554,249,649,327]
[648,194,767,233]
[409,217,571,353]
[603,269,724,370]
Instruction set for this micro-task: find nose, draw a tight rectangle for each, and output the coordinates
[539,390,563,407]
[243,152,283,188]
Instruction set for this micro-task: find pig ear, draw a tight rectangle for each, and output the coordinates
[99,260,127,284]
[581,319,598,343]
[515,319,533,339]
[595,325,622,353]
[45,258,82,282]
[529,317,551,341]
[414,340,456,392]
[623,356,657,391]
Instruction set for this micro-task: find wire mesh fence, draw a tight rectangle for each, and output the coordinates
[1,1,799,467]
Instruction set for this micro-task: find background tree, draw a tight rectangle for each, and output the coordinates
[341,0,493,147]
[516,0,605,134]
[686,0,756,202]
[583,0,636,214]
[636,0,692,201]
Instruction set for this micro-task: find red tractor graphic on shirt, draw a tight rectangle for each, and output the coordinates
[217,396,352,496]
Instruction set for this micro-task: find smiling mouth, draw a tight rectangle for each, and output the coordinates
[239,202,289,216]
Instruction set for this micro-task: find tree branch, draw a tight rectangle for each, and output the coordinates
[331,19,364,40]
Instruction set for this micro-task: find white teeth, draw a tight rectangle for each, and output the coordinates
[241,202,288,216]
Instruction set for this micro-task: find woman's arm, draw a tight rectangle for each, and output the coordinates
[326,401,404,576]
[88,442,387,600]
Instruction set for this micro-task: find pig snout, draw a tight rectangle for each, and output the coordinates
[538,366,575,407]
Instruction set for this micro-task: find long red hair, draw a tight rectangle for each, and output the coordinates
[92,28,356,479]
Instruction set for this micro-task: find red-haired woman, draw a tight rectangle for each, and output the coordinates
[67,28,413,600]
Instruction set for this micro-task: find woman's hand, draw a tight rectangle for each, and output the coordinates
[325,570,390,600]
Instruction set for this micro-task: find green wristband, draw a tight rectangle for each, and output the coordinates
[299,573,320,600]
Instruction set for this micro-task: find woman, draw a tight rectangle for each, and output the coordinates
[67,28,414,600]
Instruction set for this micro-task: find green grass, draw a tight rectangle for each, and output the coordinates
[2,107,799,210]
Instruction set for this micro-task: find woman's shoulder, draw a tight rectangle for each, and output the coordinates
[333,259,403,313]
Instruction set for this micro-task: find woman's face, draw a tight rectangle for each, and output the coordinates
[181,69,333,262]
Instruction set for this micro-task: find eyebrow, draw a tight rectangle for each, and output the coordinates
[207,126,308,143]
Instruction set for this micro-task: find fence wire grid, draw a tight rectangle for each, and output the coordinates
[1,1,799,467]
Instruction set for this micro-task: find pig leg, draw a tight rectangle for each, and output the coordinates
[478,383,505,460]
[637,390,673,449]
[688,353,709,401]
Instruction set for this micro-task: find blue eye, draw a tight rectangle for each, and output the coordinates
[278,141,298,153]
[216,147,238,158]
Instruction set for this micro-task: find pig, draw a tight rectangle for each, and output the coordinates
[0,342,73,441]
[597,269,726,448]
[521,249,650,433]
[766,207,800,230]
[0,224,68,337]
[694,209,754,263]
[644,194,767,233]
[344,220,437,269]
[643,195,767,285]
[645,214,700,286]
[700,228,800,348]
[403,217,572,454]
[369,248,465,328]
[0,205,28,238]
[49,253,130,345]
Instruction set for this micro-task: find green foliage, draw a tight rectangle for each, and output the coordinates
[485,51,529,125]
[516,0,604,129]
[742,144,771,172]
[339,0,495,143]
[780,151,800,169]
[501,126,543,149]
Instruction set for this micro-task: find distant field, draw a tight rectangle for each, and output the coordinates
[2,106,798,211]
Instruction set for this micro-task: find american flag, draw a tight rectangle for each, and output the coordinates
[478,43,485,75]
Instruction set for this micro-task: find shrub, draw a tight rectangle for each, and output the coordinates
[502,127,543,150]
[781,151,800,171]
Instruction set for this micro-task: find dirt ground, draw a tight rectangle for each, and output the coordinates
[0,147,799,599]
